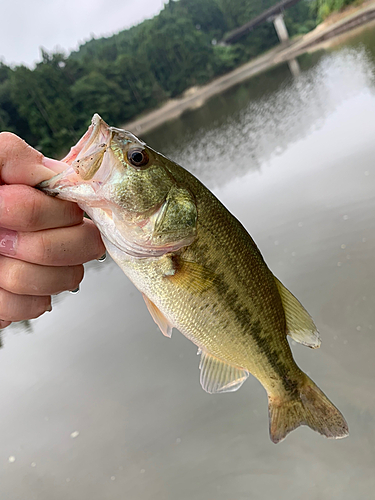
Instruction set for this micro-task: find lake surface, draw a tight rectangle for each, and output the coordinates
[1,24,375,500]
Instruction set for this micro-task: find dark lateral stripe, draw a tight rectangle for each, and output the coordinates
[211,271,298,396]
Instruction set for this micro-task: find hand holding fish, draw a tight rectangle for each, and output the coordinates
[0,132,105,329]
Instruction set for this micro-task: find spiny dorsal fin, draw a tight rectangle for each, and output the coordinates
[199,350,249,394]
[274,277,321,349]
[142,293,173,338]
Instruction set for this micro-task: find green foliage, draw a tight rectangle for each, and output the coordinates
[212,44,246,74]
[180,0,228,36]
[71,71,130,123]
[285,1,318,36]
[218,0,258,30]
[0,0,341,157]
[312,0,360,21]
[0,63,32,139]
[138,11,215,96]
[10,52,77,156]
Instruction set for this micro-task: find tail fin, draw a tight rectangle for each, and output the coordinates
[268,376,348,444]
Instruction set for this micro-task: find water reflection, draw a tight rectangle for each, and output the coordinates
[146,47,374,188]
[287,58,301,77]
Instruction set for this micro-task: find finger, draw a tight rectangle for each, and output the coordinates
[0,184,83,231]
[0,132,67,185]
[0,220,105,266]
[0,256,84,295]
[0,288,51,321]
[0,320,12,329]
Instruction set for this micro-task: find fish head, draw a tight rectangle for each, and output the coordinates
[38,114,197,256]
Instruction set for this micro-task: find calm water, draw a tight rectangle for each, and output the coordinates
[2,25,375,500]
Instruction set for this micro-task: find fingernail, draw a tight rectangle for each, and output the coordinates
[97,253,106,262]
[0,227,17,256]
[70,286,80,295]
[46,304,53,312]
[43,157,66,173]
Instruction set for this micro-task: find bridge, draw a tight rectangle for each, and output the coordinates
[222,0,302,45]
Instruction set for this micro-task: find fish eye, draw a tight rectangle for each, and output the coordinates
[127,148,149,168]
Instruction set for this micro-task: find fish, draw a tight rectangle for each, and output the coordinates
[38,114,348,443]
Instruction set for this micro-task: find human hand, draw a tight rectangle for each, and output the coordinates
[0,132,105,329]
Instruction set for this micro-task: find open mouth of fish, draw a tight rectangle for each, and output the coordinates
[37,114,114,202]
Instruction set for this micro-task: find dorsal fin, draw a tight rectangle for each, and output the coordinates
[142,293,173,338]
[274,277,321,349]
[199,350,249,394]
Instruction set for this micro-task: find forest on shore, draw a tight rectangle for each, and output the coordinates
[0,0,360,157]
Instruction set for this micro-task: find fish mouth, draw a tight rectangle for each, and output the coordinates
[63,113,111,166]
[37,114,112,198]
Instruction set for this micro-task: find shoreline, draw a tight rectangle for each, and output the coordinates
[123,0,375,136]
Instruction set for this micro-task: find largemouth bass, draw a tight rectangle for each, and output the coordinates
[38,114,348,443]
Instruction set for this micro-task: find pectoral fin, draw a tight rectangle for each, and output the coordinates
[142,293,173,338]
[274,277,321,349]
[166,258,216,294]
[199,350,249,394]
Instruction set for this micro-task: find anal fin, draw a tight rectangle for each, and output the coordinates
[142,293,173,338]
[274,277,321,349]
[199,350,249,394]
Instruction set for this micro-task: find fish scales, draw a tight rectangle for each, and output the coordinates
[38,114,349,443]
[122,167,299,396]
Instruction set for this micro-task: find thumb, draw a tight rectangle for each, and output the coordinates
[0,132,67,186]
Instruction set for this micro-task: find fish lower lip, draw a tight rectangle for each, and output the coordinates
[36,171,69,195]
[36,167,90,199]
[36,172,103,206]
[35,184,59,197]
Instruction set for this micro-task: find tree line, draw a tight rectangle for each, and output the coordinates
[0,0,356,157]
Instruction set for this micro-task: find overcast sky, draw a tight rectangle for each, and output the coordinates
[1,0,167,67]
